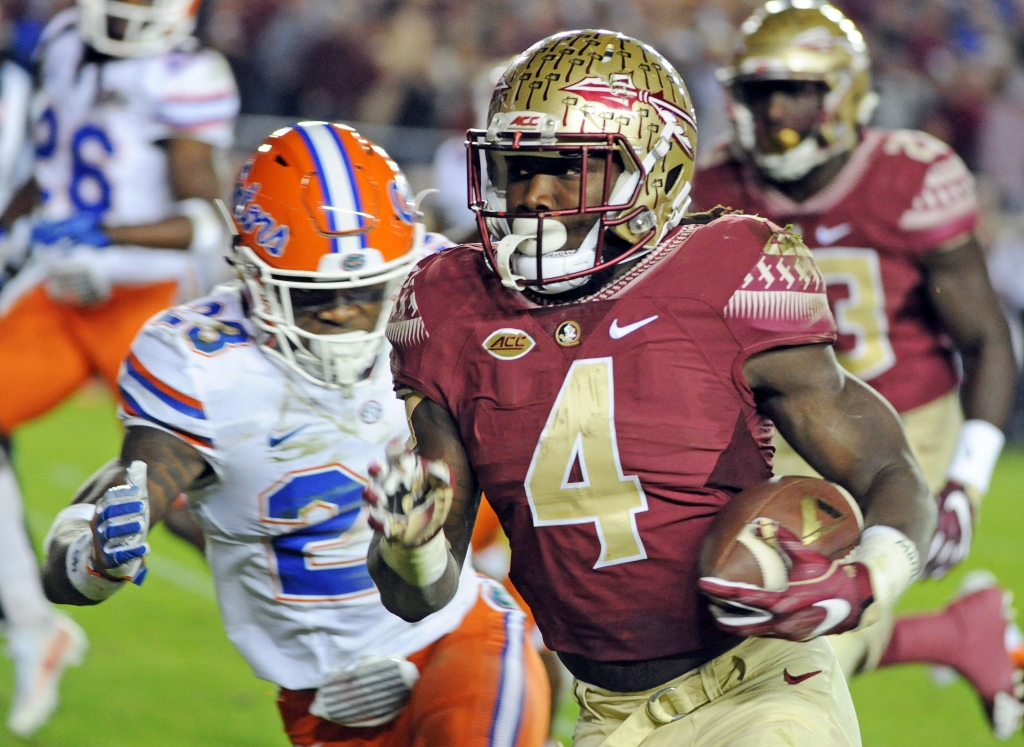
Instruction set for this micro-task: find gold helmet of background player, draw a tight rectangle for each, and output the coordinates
[467,29,697,294]
[719,0,878,182]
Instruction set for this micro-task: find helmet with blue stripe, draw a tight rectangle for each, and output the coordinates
[231,121,423,392]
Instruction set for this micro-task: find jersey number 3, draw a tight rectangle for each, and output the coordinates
[814,248,896,380]
[525,358,649,569]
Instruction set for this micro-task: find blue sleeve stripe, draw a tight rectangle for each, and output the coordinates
[119,387,214,450]
[125,354,206,420]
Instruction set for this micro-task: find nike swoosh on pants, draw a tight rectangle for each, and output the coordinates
[784,668,822,685]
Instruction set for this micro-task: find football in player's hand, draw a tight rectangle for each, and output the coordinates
[699,476,863,591]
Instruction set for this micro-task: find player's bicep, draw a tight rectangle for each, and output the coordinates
[406,394,480,564]
[744,344,913,498]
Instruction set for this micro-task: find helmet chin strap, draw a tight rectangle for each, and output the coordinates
[494,218,569,290]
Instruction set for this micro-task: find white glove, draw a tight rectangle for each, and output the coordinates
[363,439,454,548]
[92,461,150,584]
[45,252,111,306]
[310,656,419,727]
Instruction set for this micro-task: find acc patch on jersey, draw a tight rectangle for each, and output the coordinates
[483,328,535,360]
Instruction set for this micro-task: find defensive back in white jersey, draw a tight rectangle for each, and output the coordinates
[30,9,239,294]
[117,284,479,690]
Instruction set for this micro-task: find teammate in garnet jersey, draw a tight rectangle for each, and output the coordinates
[691,1,1021,737]
[363,29,935,747]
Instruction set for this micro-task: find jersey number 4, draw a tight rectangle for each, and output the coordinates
[525,358,649,569]
[260,465,375,603]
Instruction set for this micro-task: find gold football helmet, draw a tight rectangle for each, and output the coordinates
[467,29,697,294]
[719,0,878,182]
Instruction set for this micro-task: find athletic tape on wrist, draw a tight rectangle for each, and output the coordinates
[65,527,126,601]
[378,530,449,587]
[947,419,1005,496]
[43,503,98,557]
[856,525,920,611]
[177,198,226,255]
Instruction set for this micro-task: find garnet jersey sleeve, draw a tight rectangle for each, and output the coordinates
[386,249,479,408]
[148,47,240,149]
[879,129,978,253]
[713,216,837,358]
[117,307,218,468]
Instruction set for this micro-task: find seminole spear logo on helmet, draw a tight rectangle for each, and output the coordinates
[559,76,697,158]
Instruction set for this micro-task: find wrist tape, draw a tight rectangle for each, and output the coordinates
[948,419,1005,496]
[45,504,125,602]
[855,525,921,614]
[378,530,449,587]
[177,198,227,255]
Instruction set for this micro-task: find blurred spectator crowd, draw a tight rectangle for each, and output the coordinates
[7,0,1024,431]
[6,0,1024,206]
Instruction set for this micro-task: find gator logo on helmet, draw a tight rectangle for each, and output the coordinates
[233,180,290,257]
[342,253,366,271]
[387,179,415,225]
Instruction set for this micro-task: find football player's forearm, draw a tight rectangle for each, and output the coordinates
[0,179,38,229]
[41,543,100,606]
[367,535,461,621]
[105,216,193,251]
[749,346,934,554]
[959,330,1016,429]
[926,234,1015,428]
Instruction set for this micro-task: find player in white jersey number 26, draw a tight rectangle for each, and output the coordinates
[38,122,551,747]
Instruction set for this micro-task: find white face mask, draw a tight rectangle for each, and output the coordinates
[236,244,417,396]
[307,334,382,391]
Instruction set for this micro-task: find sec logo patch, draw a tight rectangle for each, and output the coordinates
[555,320,581,347]
[483,328,535,360]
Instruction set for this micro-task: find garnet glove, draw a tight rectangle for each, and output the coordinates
[924,480,974,579]
[699,525,874,641]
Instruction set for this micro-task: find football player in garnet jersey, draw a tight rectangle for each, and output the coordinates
[364,29,936,747]
[691,0,1021,737]
[39,123,550,747]
[0,0,237,736]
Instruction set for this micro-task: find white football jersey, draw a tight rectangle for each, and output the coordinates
[29,8,240,296]
[118,283,480,690]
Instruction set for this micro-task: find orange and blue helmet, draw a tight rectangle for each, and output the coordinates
[231,121,424,392]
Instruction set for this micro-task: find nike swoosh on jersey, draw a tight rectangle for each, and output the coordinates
[268,424,310,448]
[609,315,659,339]
[809,598,852,638]
[783,668,822,685]
[814,223,852,246]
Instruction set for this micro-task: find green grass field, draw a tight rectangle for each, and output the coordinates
[3,386,1024,746]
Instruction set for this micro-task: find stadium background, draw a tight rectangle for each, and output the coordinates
[3,0,1024,744]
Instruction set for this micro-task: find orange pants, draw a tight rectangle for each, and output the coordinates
[278,579,550,747]
[0,281,177,433]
